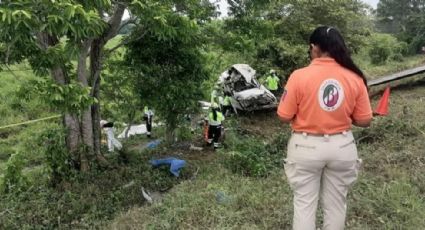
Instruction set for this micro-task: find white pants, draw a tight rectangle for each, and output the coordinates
[284,131,361,230]
[106,128,122,152]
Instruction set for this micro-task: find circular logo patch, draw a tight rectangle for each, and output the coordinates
[318,79,344,111]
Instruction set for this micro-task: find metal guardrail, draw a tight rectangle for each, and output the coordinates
[368,65,425,86]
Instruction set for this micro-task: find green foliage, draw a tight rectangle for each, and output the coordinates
[38,126,74,183]
[221,131,283,177]
[108,85,425,229]
[102,50,144,128]
[377,0,425,53]
[175,125,194,142]
[21,78,97,114]
[1,1,425,229]
[126,13,209,142]
[219,0,373,76]
[348,176,425,228]
[0,147,194,229]
[256,40,308,77]
[1,152,27,193]
[0,0,106,65]
[367,33,408,65]
[109,165,293,229]
[354,116,419,145]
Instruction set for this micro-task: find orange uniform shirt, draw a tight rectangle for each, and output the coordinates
[277,57,372,134]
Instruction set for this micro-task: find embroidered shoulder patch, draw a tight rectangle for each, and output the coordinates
[318,79,344,111]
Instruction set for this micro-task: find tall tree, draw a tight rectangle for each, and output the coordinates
[125,12,210,143]
[221,0,372,76]
[102,52,142,139]
[0,0,215,171]
[0,0,126,170]
[377,0,425,52]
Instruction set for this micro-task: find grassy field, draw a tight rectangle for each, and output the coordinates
[106,78,425,229]
[356,54,425,79]
[0,55,424,229]
[0,64,56,183]
[0,34,125,180]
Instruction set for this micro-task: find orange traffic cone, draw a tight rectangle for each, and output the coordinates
[374,86,390,116]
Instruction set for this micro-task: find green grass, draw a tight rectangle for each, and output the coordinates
[356,54,425,79]
[0,147,197,229]
[0,64,54,182]
[0,53,424,229]
[110,163,294,229]
[107,79,425,229]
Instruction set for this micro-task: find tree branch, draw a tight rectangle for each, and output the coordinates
[104,3,127,41]
[4,65,20,79]
[118,18,137,33]
[77,39,93,86]
[105,29,148,55]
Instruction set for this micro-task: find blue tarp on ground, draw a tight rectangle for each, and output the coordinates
[149,157,186,177]
[146,140,161,149]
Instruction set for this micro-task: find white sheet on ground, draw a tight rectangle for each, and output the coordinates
[118,124,147,138]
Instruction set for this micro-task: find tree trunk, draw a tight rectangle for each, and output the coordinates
[40,32,87,170]
[90,2,125,155]
[81,109,94,151]
[124,110,136,138]
[63,114,81,156]
[90,39,112,167]
[90,39,104,157]
[80,110,94,171]
[77,40,94,170]
[165,124,177,145]
[50,66,84,169]
[36,3,126,170]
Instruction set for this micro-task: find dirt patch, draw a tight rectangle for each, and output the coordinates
[237,110,284,138]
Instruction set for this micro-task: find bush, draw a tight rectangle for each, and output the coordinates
[0,146,194,229]
[368,33,408,65]
[255,40,308,78]
[354,116,418,145]
[38,126,74,184]
[220,131,284,177]
[1,152,27,193]
[175,125,194,142]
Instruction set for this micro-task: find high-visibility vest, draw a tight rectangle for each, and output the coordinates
[211,90,220,104]
[144,106,154,117]
[266,75,280,90]
[208,111,224,126]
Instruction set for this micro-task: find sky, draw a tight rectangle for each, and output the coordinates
[123,0,380,19]
[216,0,379,17]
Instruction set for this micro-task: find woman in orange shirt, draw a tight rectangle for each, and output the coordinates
[277,26,372,230]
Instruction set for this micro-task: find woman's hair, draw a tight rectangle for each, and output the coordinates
[309,26,367,86]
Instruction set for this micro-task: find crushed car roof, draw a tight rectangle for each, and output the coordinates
[232,64,256,84]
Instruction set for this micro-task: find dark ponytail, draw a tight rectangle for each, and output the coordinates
[309,26,368,87]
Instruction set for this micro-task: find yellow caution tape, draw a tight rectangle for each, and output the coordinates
[0,115,61,130]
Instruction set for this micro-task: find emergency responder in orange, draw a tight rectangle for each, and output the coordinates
[277,26,372,230]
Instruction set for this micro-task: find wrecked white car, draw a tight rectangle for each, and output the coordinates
[218,64,278,111]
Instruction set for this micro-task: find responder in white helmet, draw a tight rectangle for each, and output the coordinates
[100,120,122,152]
